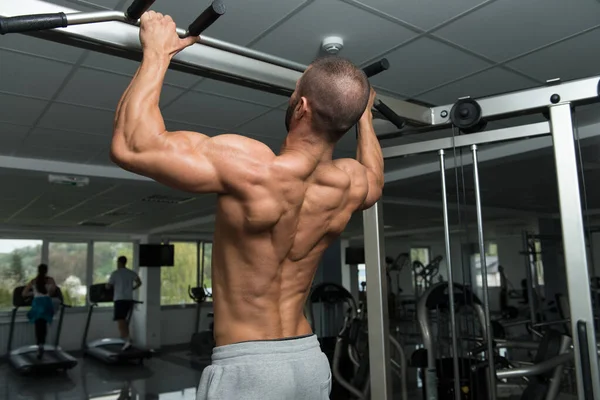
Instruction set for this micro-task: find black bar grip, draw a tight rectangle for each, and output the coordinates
[363,58,390,78]
[187,0,226,37]
[577,321,595,400]
[126,0,156,21]
[0,13,67,35]
[374,99,406,129]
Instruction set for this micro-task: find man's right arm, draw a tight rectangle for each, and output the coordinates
[356,90,384,210]
[133,275,142,290]
[106,272,115,289]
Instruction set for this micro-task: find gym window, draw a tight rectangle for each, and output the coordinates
[200,242,213,300]
[410,247,431,291]
[0,239,43,312]
[472,242,501,287]
[160,242,199,306]
[48,242,88,307]
[93,242,134,307]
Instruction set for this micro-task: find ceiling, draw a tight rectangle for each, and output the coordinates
[1,0,600,236]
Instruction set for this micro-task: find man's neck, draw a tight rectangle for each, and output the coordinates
[280,127,335,162]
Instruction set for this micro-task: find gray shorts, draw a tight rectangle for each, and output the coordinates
[196,334,331,400]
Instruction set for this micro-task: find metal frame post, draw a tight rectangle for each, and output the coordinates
[363,201,392,400]
[550,103,600,398]
[522,232,538,339]
[439,150,461,400]
[471,145,497,400]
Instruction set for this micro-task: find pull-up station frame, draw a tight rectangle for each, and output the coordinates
[1,1,599,399]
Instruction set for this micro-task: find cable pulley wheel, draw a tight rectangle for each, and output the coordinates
[450,98,487,133]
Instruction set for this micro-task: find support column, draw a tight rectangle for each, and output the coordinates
[363,201,391,400]
[131,236,162,350]
[550,103,599,398]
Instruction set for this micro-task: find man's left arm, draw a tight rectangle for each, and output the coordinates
[111,12,275,195]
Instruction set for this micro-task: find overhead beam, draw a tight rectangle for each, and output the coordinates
[384,119,600,184]
[0,155,152,181]
[383,197,554,219]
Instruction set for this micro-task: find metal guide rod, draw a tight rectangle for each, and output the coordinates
[522,232,538,339]
[550,103,600,398]
[363,201,392,400]
[438,150,461,400]
[471,144,497,400]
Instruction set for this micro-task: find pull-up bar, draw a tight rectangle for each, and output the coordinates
[0,0,406,129]
[0,0,306,73]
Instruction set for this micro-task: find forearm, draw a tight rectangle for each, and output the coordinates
[357,113,384,186]
[112,52,171,156]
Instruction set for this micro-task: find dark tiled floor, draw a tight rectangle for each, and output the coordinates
[0,350,206,400]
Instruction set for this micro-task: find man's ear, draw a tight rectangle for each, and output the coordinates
[297,96,308,119]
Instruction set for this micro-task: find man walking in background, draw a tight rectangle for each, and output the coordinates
[107,256,142,351]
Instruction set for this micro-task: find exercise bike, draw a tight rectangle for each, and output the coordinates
[189,286,215,361]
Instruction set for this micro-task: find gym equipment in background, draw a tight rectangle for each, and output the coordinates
[189,285,214,360]
[81,283,153,365]
[7,286,77,374]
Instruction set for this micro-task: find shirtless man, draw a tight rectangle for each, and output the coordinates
[111,11,384,400]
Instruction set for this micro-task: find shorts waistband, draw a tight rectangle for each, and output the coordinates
[211,334,320,365]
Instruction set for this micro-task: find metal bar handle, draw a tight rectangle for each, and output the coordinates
[374,99,406,129]
[187,0,226,37]
[577,321,595,400]
[363,58,389,78]
[126,0,156,21]
[0,12,67,34]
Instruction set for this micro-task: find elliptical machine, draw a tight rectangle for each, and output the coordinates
[189,286,215,361]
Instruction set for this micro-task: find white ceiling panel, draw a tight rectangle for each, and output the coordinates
[0,123,29,155]
[0,51,73,100]
[0,33,84,63]
[164,70,202,89]
[0,94,47,126]
[82,52,140,75]
[37,103,114,136]
[418,67,538,105]
[507,28,600,83]
[251,0,417,65]
[58,67,185,110]
[195,79,289,107]
[434,0,600,62]
[16,145,93,164]
[236,109,287,140]
[57,68,129,110]
[56,0,123,10]
[368,37,491,96]
[151,0,309,46]
[86,147,113,166]
[351,0,488,30]
[162,91,269,129]
[26,127,108,153]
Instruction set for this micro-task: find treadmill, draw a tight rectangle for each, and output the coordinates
[82,283,153,365]
[7,286,78,374]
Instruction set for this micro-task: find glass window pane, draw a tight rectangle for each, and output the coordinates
[0,239,42,311]
[49,242,88,307]
[202,242,212,299]
[93,242,134,307]
[161,242,198,306]
[93,242,134,284]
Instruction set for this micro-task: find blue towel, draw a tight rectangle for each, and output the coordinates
[27,296,55,324]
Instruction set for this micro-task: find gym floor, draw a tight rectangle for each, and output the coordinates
[0,348,424,400]
[0,349,204,400]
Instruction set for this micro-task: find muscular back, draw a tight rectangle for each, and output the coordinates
[212,155,368,346]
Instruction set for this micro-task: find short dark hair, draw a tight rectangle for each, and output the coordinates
[118,256,127,265]
[298,56,370,140]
